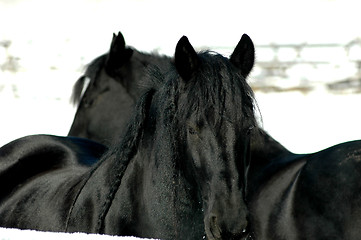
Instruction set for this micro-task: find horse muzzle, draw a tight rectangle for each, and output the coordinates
[205,213,249,240]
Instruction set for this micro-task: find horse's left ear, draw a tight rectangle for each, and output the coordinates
[175,36,199,82]
[105,32,133,74]
[230,34,255,78]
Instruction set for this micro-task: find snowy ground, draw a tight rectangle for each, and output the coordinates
[0,228,157,240]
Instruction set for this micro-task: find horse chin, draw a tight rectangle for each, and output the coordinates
[205,215,222,240]
[205,229,250,240]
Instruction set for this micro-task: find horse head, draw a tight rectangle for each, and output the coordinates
[69,32,171,145]
[104,31,170,96]
[172,35,256,239]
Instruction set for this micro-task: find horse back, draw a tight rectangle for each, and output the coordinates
[292,140,361,239]
[0,135,107,231]
[250,140,361,239]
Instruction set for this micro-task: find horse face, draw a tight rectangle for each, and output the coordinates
[69,32,142,144]
[69,68,131,145]
[186,112,250,240]
[175,35,255,239]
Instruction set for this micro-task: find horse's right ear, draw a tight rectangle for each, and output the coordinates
[105,32,133,74]
[175,36,199,82]
[230,34,255,78]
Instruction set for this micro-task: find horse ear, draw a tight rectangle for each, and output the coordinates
[105,32,133,74]
[230,34,255,78]
[175,36,199,82]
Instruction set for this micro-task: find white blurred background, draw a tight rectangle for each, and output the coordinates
[1,0,361,154]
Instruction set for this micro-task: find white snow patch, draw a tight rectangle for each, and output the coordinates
[0,228,158,240]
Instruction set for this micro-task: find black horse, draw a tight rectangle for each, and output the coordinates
[0,35,257,240]
[68,31,171,145]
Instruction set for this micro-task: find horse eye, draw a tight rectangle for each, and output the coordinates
[247,125,255,135]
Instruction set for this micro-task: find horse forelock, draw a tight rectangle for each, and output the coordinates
[172,51,256,131]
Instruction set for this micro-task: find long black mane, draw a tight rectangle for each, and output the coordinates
[66,83,158,233]
[94,65,164,173]
[93,87,156,232]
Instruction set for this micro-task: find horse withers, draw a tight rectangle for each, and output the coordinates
[0,34,257,240]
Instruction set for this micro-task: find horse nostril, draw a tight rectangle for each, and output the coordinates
[222,229,250,240]
[227,224,251,240]
[208,215,222,239]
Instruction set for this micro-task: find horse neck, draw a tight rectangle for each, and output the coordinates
[65,150,131,233]
[246,127,295,198]
[67,90,153,233]
[250,127,292,163]
[248,127,293,179]
[78,126,203,238]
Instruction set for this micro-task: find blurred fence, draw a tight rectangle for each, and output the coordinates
[251,39,361,93]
